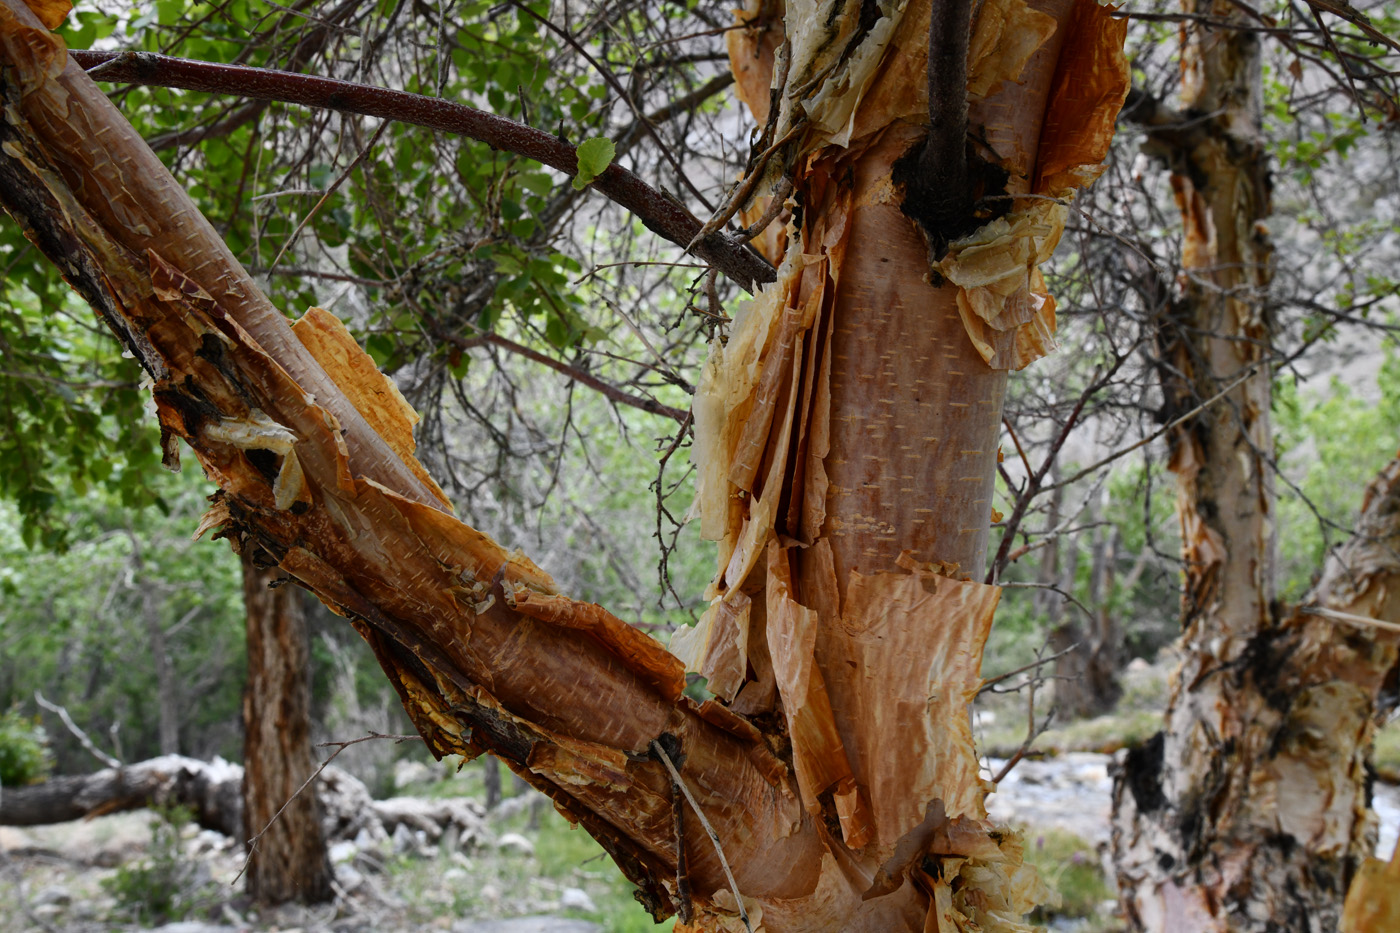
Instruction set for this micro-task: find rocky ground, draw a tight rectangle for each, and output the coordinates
[3,747,1396,933]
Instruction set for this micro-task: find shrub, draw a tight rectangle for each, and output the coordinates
[0,708,53,786]
[102,804,217,924]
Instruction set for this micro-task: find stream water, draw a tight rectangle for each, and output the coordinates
[984,752,1400,863]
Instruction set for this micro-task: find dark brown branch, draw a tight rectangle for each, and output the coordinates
[436,326,689,422]
[67,49,776,293]
[900,0,975,250]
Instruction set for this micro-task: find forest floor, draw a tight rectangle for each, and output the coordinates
[2,656,1397,933]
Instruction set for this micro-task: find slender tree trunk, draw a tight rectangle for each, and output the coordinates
[240,551,334,905]
[132,539,181,756]
[0,1,1127,927]
[1111,5,1397,928]
[482,755,502,811]
[1053,496,1121,718]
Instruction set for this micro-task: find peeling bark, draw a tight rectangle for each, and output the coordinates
[1112,6,1398,929]
[1116,455,1400,931]
[0,0,1127,927]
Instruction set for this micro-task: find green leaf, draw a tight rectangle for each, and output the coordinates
[572,137,615,191]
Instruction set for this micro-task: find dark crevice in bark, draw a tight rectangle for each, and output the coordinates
[1119,731,1166,814]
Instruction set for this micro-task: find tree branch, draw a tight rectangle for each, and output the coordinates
[900,0,975,251]
[440,327,689,422]
[67,49,776,292]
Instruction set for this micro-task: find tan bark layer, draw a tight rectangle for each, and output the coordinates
[241,553,334,905]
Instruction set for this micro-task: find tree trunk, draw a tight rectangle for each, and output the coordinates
[1111,5,1398,928]
[240,552,334,905]
[482,755,502,811]
[1052,494,1122,718]
[0,0,1127,927]
[133,544,181,756]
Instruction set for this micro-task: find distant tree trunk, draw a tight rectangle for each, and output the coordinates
[482,755,502,810]
[134,542,181,756]
[1110,4,1396,928]
[241,551,333,906]
[1052,494,1122,718]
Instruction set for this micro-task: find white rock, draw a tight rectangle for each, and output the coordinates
[31,885,72,908]
[393,759,434,789]
[336,863,365,892]
[391,822,419,856]
[559,887,597,913]
[496,832,535,857]
[329,840,358,864]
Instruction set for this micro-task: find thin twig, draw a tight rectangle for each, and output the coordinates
[1045,365,1259,492]
[235,731,419,883]
[977,643,1079,695]
[650,739,750,932]
[268,121,386,272]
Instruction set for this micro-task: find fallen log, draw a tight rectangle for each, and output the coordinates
[0,756,489,852]
[0,755,243,838]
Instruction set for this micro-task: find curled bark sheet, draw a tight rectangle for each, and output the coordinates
[936,0,1129,371]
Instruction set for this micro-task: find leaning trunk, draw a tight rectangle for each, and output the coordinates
[1112,5,1397,928]
[0,0,1126,927]
[240,552,334,905]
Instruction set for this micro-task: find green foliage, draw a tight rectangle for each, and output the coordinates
[1273,354,1400,599]
[572,137,616,190]
[0,708,53,787]
[0,249,158,551]
[0,465,245,771]
[1375,717,1400,782]
[102,804,218,925]
[1024,829,1112,925]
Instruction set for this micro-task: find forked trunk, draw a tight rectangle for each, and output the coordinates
[1112,5,1398,928]
[240,552,334,905]
[0,0,1125,927]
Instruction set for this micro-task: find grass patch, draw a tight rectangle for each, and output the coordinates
[1376,718,1400,782]
[1036,710,1163,755]
[1023,828,1114,927]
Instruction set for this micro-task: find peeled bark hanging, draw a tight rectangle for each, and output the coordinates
[0,0,1126,928]
[240,553,334,906]
[1111,5,1398,928]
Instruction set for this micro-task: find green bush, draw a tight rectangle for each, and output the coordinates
[102,804,217,924]
[0,708,53,786]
